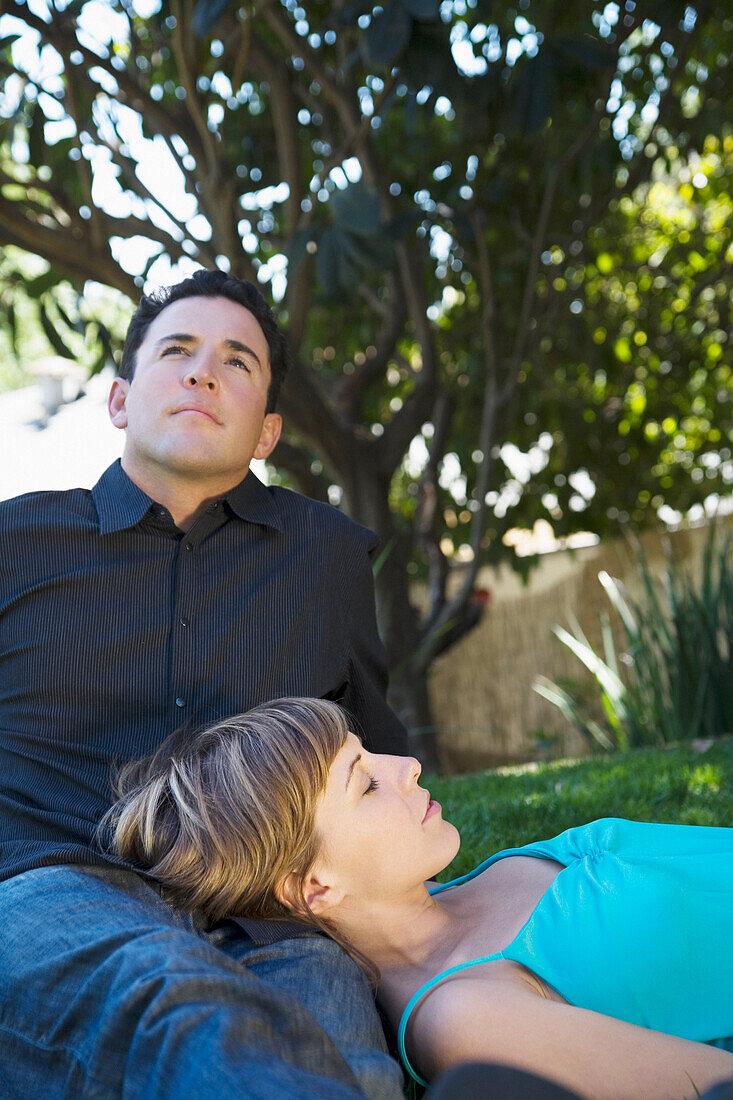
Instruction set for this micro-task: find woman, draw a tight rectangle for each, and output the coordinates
[104,698,733,1099]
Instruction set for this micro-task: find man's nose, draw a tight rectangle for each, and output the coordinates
[183,352,218,390]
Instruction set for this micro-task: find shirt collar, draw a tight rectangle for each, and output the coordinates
[92,461,156,534]
[224,469,283,532]
[91,460,283,535]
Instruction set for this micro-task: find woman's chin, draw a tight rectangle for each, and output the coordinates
[432,820,462,874]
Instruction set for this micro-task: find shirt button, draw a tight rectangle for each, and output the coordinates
[179,617,190,628]
[184,542,194,551]
[175,697,186,708]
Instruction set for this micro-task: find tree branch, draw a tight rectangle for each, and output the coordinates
[4,1,198,146]
[248,39,301,237]
[270,436,332,503]
[503,114,600,402]
[169,0,220,179]
[246,34,311,348]
[277,356,359,489]
[415,390,454,625]
[261,5,358,135]
[377,242,438,475]
[411,212,501,673]
[335,275,406,424]
[0,206,137,298]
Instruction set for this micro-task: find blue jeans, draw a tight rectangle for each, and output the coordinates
[0,864,404,1099]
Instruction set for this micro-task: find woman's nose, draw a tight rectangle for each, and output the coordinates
[401,755,422,789]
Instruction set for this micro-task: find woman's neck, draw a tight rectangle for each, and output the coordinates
[334,885,465,981]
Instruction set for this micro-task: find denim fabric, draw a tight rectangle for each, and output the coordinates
[208,919,404,1099]
[0,865,404,1100]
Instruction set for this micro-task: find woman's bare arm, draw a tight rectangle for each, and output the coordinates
[408,973,733,1099]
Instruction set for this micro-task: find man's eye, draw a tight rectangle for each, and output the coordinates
[161,345,186,356]
[364,775,380,795]
[229,356,251,371]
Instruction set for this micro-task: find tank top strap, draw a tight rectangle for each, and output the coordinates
[428,841,559,896]
[397,953,504,1087]
[402,839,569,1084]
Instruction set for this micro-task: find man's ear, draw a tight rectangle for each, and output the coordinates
[276,870,344,917]
[108,377,130,429]
[253,413,282,461]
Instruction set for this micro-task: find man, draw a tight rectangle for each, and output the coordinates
[0,269,406,1099]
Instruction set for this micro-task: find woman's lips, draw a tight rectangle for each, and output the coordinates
[423,798,441,822]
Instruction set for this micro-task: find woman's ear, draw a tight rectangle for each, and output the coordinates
[276,870,344,917]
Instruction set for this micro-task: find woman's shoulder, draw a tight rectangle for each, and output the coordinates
[405,963,542,1082]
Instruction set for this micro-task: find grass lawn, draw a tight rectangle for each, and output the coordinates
[428,737,733,882]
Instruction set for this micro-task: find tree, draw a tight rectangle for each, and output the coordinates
[0,0,730,765]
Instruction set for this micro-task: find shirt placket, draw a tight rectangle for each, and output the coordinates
[168,504,228,717]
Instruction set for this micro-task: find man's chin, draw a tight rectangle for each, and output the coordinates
[126,447,251,485]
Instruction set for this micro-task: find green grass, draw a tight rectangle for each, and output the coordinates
[428,738,733,882]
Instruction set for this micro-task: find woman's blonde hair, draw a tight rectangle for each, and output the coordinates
[102,697,349,925]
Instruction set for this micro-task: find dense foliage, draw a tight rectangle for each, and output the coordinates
[1,0,731,759]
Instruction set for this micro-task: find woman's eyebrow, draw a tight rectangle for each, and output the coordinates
[345,753,362,791]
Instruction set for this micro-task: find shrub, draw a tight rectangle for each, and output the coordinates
[533,525,733,751]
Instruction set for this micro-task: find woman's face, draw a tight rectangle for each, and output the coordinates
[310,732,461,908]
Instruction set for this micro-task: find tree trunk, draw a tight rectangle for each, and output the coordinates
[387,666,440,774]
[344,462,441,771]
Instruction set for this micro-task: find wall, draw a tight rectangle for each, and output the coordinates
[427,520,732,773]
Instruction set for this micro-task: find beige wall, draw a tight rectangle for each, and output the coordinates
[427,520,732,773]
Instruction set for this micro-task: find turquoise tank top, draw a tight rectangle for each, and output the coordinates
[397,818,733,1086]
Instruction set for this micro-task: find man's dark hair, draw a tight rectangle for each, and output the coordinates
[120,269,290,413]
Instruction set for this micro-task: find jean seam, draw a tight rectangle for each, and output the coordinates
[0,1022,117,1100]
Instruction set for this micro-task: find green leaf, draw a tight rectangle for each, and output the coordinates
[552,625,628,712]
[512,50,557,134]
[555,34,615,72]
[192,0,236,37]
[6,300,18,357]
[600,611,619,678]
[52,296,80,334]
[364,0,412,66]
[332,181,382,236]
[27,104,48,168]
[533,675,615,751]
[401,0,440,20]
[89,344,109,377]
[0,33,23,53]
[316,224,361,298]
[334,0,374,28]
[386,209,421,241]
[38,302,76,359]
[598,571,638,638]
[285,226,317,277]
[372,537,396,578]
[24,270,61,298]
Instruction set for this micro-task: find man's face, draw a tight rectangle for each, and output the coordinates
[108,295,281,489]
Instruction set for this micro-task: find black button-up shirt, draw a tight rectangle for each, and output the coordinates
[0,461,407,881]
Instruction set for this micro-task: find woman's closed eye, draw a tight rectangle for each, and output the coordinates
[364,774,380,795]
